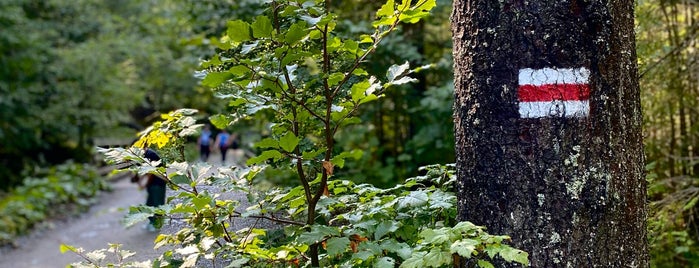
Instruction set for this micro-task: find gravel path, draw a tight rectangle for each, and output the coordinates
[0,176,165,267]
[0,150,259,267]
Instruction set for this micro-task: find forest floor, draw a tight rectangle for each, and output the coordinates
[0,150,248,268]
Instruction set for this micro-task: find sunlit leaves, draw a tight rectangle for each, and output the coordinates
[279,132,299,152]
[227,20,252,42]
[252,15,273,38]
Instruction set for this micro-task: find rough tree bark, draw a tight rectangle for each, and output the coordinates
[451,0,647,267]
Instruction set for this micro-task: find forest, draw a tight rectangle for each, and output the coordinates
[0,0,697,267]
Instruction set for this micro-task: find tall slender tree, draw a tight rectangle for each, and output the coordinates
[451,0,647,266]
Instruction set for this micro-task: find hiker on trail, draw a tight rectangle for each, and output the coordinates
[134,148,167,232]
[198,124,212,162]
[214,129,231,164]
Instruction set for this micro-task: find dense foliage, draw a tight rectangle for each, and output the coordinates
[0,163,108,245]
[636,1,699,266]
[0,0,696,266]
[72,1,528,267]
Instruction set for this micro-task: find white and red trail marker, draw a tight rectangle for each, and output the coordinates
[517,67,590,118]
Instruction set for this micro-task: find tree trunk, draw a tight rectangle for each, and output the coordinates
[451,0,647,267]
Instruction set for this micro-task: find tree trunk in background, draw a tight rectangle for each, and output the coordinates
[451,0,647,267]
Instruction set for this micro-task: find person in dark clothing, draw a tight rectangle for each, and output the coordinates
[198,124,212,162]
[214,129,231,164]
[140,148,167,231]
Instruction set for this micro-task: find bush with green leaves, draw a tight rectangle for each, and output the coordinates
[0,162,108,245]
[78,0,528,267]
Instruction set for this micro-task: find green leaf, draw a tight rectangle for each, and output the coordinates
[252,15,273,38]
[202,72,233,88]
[170,174,191,185]
[285,22,308,45]
[326,237,350,256]
[424,248,452,267]
[255,138,280,149]
[227,20,251,42]
[192,194,212,210]
[208,114,231,130]
[246,150,283,165]
[374,220,400,240]
[450,239,479,258]
[477,260,495,268]
[122,211,153,228]
[376,0,395,18]
[499,245,529,265]
[399,252,426,268]
[413,0,437,12]
[397,190,428,209]
[375,257,396,268]
[327,72,345,87]
[279,132,299,152]
[420,228,450,245]
[350,79,371,102]
[59,244,78,254]
[297,225,340,245]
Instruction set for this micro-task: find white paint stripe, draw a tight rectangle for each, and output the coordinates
[518,100,589,118]
[518,68,590,86]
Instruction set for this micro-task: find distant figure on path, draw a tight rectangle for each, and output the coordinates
[198,124,212,162]
[136,148,167,232]
[214,129,231,164]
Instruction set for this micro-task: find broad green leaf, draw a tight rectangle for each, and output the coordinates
[376,0,395,18]
[255,138,280,149]
[202,72,232,88]
[326,237,350,256]
[297,225,339,245]
[192,194,212,210]
[279,132,299,152]
[59,244,78,254]
[381,240,412,260]
[285,22,308,45]
[252,15,273,38]
[477,260,495,268]
[122,211,153,228]
[351,80,370,102]
[399,252,426,268]
[208,114,231,130]
[170,174,191,185]
[359,94,379,104]
[420,228,450,245]
[228,258,250,268]
[499,245,529,265]
[228,65,249,76]
[327,72,345,87]
[374,220,400,240]
[413,0,437,12]
[246,150,283,165]
[450,239,479,258]
[397,190,428,209]
[227,20,251,42]
[375,257,396,268]
[424,248,452,267]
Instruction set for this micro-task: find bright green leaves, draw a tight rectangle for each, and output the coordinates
[326,237,351,256]
[201,72,232,88]
[374,0,437,27]
[279,132,299,152]
[399,0,437,24]
[246,150,284,165]
[285,21,309,45]
[350,77,381,104]
[252,15,273,38]
[227,20,252,42]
